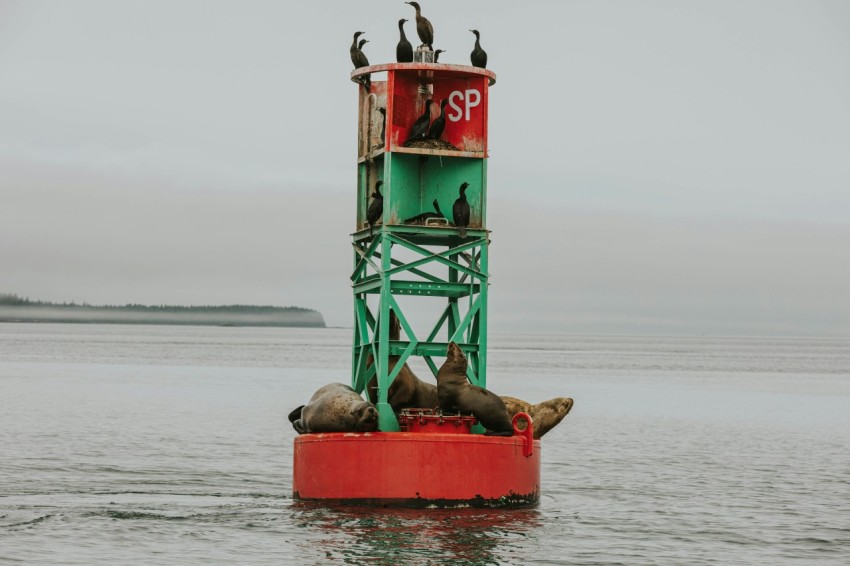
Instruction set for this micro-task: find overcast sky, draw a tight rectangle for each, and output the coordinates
[1,1,848,336]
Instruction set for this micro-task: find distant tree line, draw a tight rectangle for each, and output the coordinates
[0,292,326,327]
[0,292,316,313]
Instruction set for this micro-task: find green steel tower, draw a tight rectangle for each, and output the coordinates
[350,62,496,431]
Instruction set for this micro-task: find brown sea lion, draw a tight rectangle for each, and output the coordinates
[288,383,378,434]
[366,311,438,411]
[501,396,574,440]
[367,358,438,411]
[437,342,513,436]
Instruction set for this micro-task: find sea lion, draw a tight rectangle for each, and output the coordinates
[501,396,574,440]
[367,357,439,411]
[365,311,438,411]
[436,342,513,436]
[288,383,378,434]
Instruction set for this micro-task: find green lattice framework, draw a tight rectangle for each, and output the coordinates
[350,223,489,432]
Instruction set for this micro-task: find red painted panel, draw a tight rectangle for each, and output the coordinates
[293,432,540,506]
[385,68,490,156]
[430,75,489,153]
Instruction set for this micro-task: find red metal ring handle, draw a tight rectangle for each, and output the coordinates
[512,412,534,457]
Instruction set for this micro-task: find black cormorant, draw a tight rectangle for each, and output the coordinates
[359,39,372,91]
[453,182,470,238]
[350,31,368,68]
[405,99,432,144]
[433,199,444,218]
[396,19,413,62]
[403,199,445,224]
[350,32,371,91]
[434,49,445,63]
[405,2,433,49]
[377,107,386,147]
[428,99,449,140]
[469,29,487,68]
[366,180,384,236]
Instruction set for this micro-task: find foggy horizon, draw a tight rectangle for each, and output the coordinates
[2,1,848,337]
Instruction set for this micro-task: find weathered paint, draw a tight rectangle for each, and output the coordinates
[293,432,540,507]
[385,69,489,155]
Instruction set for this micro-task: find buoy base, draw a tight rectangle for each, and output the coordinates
[292,494,539,509]
[292,430,541,508]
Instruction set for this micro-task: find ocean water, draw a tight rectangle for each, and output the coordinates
[1,323,848,564]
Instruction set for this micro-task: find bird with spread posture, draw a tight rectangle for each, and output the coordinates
[405,99,432,145]
[453,182,470,238]
[428,99,449,140]
[405,2,433,50]
[469,29,487,68]
[403,199,445,224]
[366,180,384,236]
[433,49,446,63]
[350,32,371,91]
[433,199,445,218]
[396,19,413,62]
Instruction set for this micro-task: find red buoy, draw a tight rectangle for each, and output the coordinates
[293,412,540,508]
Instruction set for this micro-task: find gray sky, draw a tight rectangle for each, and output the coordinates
[1,0,848,335]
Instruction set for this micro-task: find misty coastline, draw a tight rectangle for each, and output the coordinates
[0,294,325,328]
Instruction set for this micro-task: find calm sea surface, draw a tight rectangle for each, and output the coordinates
[1,323,848,564]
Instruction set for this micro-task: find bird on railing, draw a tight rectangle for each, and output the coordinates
[350,32,371,91]
[453,182,470,238]
[428,99,450,140]
[433,49,446,63]
[405,2,433,50]
[469,29,487,68]
[405,99,432,145]
[367,180,384,236]
[396,19,413,62]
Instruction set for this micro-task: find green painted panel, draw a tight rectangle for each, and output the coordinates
[382,154,487,230]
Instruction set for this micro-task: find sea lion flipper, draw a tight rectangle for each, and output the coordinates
[293,419,308,434]
[288,405,305,423]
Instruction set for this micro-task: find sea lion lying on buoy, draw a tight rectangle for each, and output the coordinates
[501,396,574,439]
[365,311,438,411]
[437,342,513,436]
[288,383,379,434]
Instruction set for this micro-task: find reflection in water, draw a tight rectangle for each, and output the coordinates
[290,503,542,564]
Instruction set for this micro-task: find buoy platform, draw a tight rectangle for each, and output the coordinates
[293,412,540,508]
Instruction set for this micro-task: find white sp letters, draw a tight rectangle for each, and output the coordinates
[447,89,482,122]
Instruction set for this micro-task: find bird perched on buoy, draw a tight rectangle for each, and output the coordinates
[396,19,413,62]
[433,199,445,219]
[405,99,432,145]
[469,29,487,68]
[405,2,433,50]
[428,99,449,140]
[403,199,445,224]
[433,49,446,63]
[366,180,384,236]
[453,182,470,238]
[377,107,386,148]
[350,31,371,91]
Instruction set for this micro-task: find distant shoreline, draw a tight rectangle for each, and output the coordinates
[0,296,325,328]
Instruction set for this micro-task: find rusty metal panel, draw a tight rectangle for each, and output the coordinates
[357,80,387,160]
